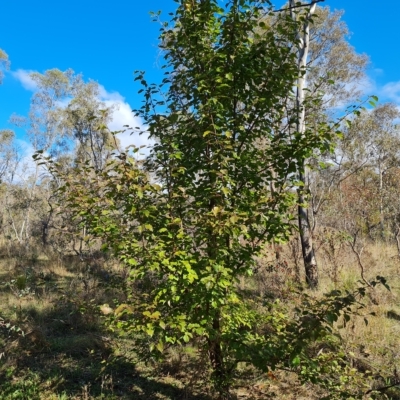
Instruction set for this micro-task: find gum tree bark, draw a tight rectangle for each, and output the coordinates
[290,0,319,288]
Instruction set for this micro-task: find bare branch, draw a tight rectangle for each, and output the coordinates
[366,380,400,395]
[274,0,325,13]
[347,232,372,288]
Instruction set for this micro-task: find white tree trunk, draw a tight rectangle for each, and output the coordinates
[290,0,319,288]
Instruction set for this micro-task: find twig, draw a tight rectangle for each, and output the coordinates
[395,225,400,259]
[274,0,325,13]
[347,232,372,288]
[366,381,400,395]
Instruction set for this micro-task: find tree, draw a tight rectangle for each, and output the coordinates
[289,0,320,288]
[0,48,9,84]
[320,104,400,240]
[46,1,375,398]
[0,130,18,183]
[63,78,117,171]
[285,1,369,288]
[0,129,19,243]
[0,50,15,182]
[306,6,368,116]
[304,102,400,288]
[345,104,400,238]
[7,69,116,249]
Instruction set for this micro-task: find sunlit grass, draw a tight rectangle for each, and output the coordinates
[1,239,400,398]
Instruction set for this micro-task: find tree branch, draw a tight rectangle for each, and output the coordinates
[366,380,400,395]
[274,0,325,13]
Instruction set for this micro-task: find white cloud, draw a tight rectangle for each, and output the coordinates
[381,81,400,104]
[98,85,153,154]
[5,139,39,183]
[329,72,400,112]
[314,73,377,116]
[11,69,38,91]
[11,71,152,155]
[10,67,152,159]
[98,85,124,102]
[355,74,376,96]
[372,68,384,77]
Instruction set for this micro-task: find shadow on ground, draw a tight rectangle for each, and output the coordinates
[0,257,213,399]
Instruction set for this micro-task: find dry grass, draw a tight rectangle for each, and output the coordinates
[249,237,400,399]
[0,248,215,400]
[1,238,400,399]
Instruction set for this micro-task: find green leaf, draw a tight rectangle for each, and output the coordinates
[156,340,164,352]
[150,311,161,320]
[292,355,301,366]
[212,207,220,217]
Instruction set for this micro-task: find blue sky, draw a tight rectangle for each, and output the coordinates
[1,0,399,150]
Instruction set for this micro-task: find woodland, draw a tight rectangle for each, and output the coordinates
[1,1,400,399]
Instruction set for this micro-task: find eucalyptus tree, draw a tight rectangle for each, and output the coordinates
[306,6,368,116]
[334,103,400,239]
[288,0,320,288]
[5,69,73,246]
[64,85,116,171]
[0,50,13,182]
[0,48,9,84]
[302,5,370,241]
[284,1,369,288]
[8,69,115,248]
[0,130,17,182]
[0,129,19,243]
[10,69,115,162]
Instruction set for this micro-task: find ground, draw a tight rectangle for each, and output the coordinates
[1,238,400,399]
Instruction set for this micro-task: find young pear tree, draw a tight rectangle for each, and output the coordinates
[48,0,375,397]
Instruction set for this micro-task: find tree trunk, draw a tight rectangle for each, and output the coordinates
[290,0,319,288]
[379,167,385,239]
[208,313,231,400]
[298,169,318,288]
